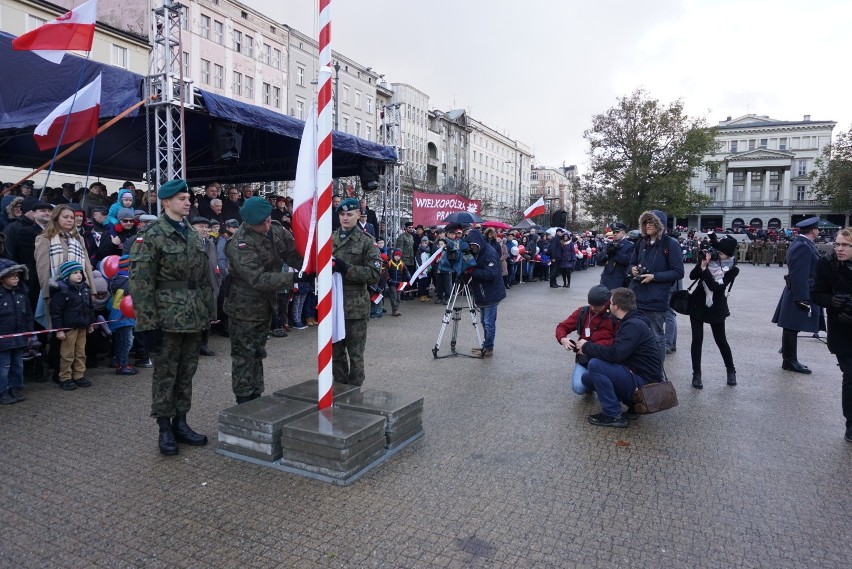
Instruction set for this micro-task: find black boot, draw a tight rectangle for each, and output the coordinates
[157,417,178,455]
[235,395,253,404]
[781,329,811,374]
[172,415,208,446]
[727,369,737,386]
[692,371,703,390]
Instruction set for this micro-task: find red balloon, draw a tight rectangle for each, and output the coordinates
[119,295,135,318]
[591,248,597,254]
[101,255,120,279]
[534,254,541,262]
[517,245,526,255]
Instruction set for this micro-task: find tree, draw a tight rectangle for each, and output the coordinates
[811,125,852,212]
[583,89,717,227]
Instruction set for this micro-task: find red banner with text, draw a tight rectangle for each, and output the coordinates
[412,191,482,226]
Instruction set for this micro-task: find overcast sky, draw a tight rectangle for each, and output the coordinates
[243,0,852,169]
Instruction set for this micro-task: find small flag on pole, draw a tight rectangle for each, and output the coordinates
[397,282,407,292]
[407,246,444,286]
[12,0,98,64]
[523,196,546,219]
[33,73,101,151]
[371,291,383,304]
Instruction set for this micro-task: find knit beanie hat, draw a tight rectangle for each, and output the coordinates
[240,196,273,225]
[587,285,611,306]
[58,260,84,280]
[118,255,131,273]
[90,270,109,293]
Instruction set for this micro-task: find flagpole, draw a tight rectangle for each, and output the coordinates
[315,0,334,410]
[11,96,154,193]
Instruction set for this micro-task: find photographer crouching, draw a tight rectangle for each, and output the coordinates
[811,226,852,443]
[462,229,506,357]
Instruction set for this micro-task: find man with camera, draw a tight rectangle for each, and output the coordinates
[597,222,634,290]
[463,229,505,357]
[629,210,684,363]
[811,226,852,442]
[574,287,663,428]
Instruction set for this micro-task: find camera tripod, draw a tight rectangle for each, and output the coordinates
[432,278,484,359]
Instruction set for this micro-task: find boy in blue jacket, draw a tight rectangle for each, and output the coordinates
[0,260,34,404]
[50,261,96,391]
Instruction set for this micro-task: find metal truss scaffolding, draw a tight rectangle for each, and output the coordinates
[380,104,403,244]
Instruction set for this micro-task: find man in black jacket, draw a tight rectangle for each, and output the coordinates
[548,228,564,287]
[3,198,52,310]
[597,222,634,290]
[576,287,662,428]
[464,229,506,357]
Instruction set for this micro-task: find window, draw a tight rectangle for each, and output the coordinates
[730,141,738,153]
[262,44,270,65]
[180,6,189,30]
[355,90,362,109]
[272,86,281,108]
[801,136,811,149]
[343,115,349,132]
[530,171,538,181]
[200,59,210,84]
[263,82,272,105]
[779,137,787,150]
[796,186,807,200]
[797,160,807,177]
[748,139,756,150]
[232,71,242,96]
[366,125,372,141]
[182,52,190,77]
[110,44,128,69]
[213,20,224,44]
[200,15,210,39]
[342,85,349,105]
[244,35,253,57]
[213,64,223,89]
[233,30,242,52]
[244,76,254,99]
[366,97,373,114]
[544,172,551,180]
[760,138,768,149]
[27,14,47,30]
[296,98,305,120]
[708,187,717,199]
[355,121,361,137]
[297,66,305,86]
[272,48,281,69]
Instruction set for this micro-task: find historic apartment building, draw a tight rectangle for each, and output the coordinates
[689,114,844,230]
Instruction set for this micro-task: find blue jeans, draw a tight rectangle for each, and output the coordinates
[572,363,589,395]
[665,307,677,349]
[642,309,667,363]
[582,358,649,417]
[113,327,133,367]
[0,348,24,393]
[507,262,517,285]
[480,304,498,350]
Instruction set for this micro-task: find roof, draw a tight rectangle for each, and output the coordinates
[0,32,396,184]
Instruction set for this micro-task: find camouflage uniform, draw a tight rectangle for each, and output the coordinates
[333,226,381,385]
[224,222,302,398]
[129,215,215,418]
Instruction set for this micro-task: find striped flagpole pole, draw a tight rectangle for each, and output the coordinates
[316,0,334,409]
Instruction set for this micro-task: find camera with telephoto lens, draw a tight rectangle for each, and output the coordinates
[632,264,650,282]
[707,247,720,262]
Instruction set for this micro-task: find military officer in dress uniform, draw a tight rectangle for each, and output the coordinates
[224,197,303,403]
[130,179,215,456]
[772,217,822,374]
[332,197,381,385]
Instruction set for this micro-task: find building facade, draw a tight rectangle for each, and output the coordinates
[689,114,846,230]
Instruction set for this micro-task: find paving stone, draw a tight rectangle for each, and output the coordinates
[279,430,382,461]
[218,396,314,433]
[334,388,424,430]
[217,423,276,444]
[280,437,387,472]
[217,432,278,456]
[272,380,360,404]
[279,407,386,449]
[279,445,387,480]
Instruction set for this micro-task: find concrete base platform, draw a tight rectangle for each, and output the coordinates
[273,380,360,404]
[334,389,424,448]
[216,396,316,461]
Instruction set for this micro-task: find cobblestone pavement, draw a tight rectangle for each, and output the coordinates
[1,263,850,568]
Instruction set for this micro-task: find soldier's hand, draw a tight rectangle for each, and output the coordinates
[139,330,163,353]
[830,294,848,311]
[332,257,349,275]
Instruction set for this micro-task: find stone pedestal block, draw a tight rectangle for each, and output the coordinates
[217,396,315,461]
[334,389,424,448]
[273,380,360,404]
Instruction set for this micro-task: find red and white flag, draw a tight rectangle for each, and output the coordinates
[12,0,98,64]
[33,72,101,151]
[292,102,317,274]
[523,196,546,219]
[397,282,407,292]
[370,291,383,304]
[408,246,444,286]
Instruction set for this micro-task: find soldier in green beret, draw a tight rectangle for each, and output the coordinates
[332,198,382,385]
[129,179,216,456]
[224,197,303,403]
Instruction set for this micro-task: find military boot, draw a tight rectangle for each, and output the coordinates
[691,371,703,390]
[172,415,208,446]
[157,417,178,456]
[235,395,253,404]
[781,329,811,374]
[727,369,737,386]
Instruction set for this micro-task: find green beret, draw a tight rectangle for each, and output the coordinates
[157,178,188,199]
[240,196,273,225]
[338,197,360,212]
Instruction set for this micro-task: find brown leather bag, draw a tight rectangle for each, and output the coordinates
[633,380,679,414]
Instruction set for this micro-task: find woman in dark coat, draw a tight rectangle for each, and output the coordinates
[558,233,576,288]
[810,227,852,443]
[687,235,739,389]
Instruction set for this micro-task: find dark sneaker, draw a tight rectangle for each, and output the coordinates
[293,322,308,330]
[117,366,139,376]
[269,329,288,338]
[623,407,640,420]
[73,378,92,388]
[199,346,216,356]
[9,387,25,402]
[471,348,494,357]
[135,358,153,368]
[0,391,18,405]
[60,381,77,391]
[587,412,628,428]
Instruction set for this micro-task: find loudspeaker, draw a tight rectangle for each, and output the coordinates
[359,160,382,192]
[551,209,568,228]
[211,121,243,162]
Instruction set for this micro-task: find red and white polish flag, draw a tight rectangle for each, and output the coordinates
[12,0,98,64]
[371,291,383,304]
[34,72,101,151]
[407,246,444,287]
[292,102,317,274]
[523,196,546,219]
[397,282,407,292]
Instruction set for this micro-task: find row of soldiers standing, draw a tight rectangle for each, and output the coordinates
[737,238,789,267]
